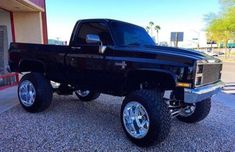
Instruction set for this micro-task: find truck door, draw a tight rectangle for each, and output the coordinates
[66,21,113,91]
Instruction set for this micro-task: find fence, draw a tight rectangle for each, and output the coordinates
[0,73,19,91]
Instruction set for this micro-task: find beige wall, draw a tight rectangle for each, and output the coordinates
[13,11,43,44]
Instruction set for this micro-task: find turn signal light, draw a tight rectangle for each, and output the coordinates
[176,82,191,88]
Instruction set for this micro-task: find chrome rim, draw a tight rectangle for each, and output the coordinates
[19,80,36,107]
[76,90,90,97]
[123,101,150,139]
[180,104,196,117]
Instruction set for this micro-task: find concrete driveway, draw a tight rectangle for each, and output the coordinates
[0,87,18,113]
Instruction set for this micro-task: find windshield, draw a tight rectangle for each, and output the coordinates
[110,21,156,47]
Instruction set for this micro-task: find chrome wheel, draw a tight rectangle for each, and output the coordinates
[123,101,150,139]
[19,80,36,107]
[180,104,196,117]
[75,90,90,97]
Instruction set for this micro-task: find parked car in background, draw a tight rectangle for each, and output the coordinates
[206,51,219,57]
[197,49,219,57]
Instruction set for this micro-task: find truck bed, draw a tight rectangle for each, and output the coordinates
[9,42,70,82]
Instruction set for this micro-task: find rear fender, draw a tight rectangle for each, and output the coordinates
[19,59,46,73]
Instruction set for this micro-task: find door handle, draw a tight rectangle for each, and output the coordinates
[71,46,81,50]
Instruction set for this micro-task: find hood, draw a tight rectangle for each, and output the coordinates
[112,45,221,64]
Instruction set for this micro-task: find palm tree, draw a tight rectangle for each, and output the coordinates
[154,25,161,43]
[146,21,161,43]
[149,21,154,35]
[146,26,150,33]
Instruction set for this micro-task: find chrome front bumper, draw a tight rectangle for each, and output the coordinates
[184,81,224,103]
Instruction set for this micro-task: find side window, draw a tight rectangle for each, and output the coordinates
[76,22,113,45]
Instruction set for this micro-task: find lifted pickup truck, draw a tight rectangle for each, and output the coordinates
[8,19,223,146]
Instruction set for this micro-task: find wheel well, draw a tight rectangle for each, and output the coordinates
[126,70,176,91]
[19,60,45,73]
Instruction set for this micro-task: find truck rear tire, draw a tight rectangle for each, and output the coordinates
[18,73,53,113]
[121,89,171,147]
[75,90,100,102]
[177,98,211,123]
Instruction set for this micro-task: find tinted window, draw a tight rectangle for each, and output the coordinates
[110,21,155,46]
[76,22,113,45]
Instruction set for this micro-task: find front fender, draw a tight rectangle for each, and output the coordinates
[127,68,177,90]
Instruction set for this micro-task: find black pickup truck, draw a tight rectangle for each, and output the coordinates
[8,19,223,146]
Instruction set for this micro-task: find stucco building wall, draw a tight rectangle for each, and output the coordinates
[0,0,47,74]
[13,11,43,43]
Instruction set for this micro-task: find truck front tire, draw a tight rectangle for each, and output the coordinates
[121,89,171,147]
[75,90,100,102]
[18,73,53,113]
[177,98,211,123]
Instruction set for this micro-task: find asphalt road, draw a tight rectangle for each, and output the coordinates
[221,62,235,83]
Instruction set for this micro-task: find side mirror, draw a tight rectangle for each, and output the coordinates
[86,34,106,54]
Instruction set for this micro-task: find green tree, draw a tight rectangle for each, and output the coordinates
[219,0,235,8]
[204,13,217,25]
[206,5,235,57]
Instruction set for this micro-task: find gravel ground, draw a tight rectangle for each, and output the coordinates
[0,94,235,152]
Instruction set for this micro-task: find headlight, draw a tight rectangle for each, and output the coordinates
[195,61,204,86]
[195,76,202,86]
[196,65,203,74]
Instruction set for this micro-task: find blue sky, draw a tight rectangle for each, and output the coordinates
[46,0,221,47]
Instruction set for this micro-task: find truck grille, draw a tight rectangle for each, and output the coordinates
[195,63,222,87]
